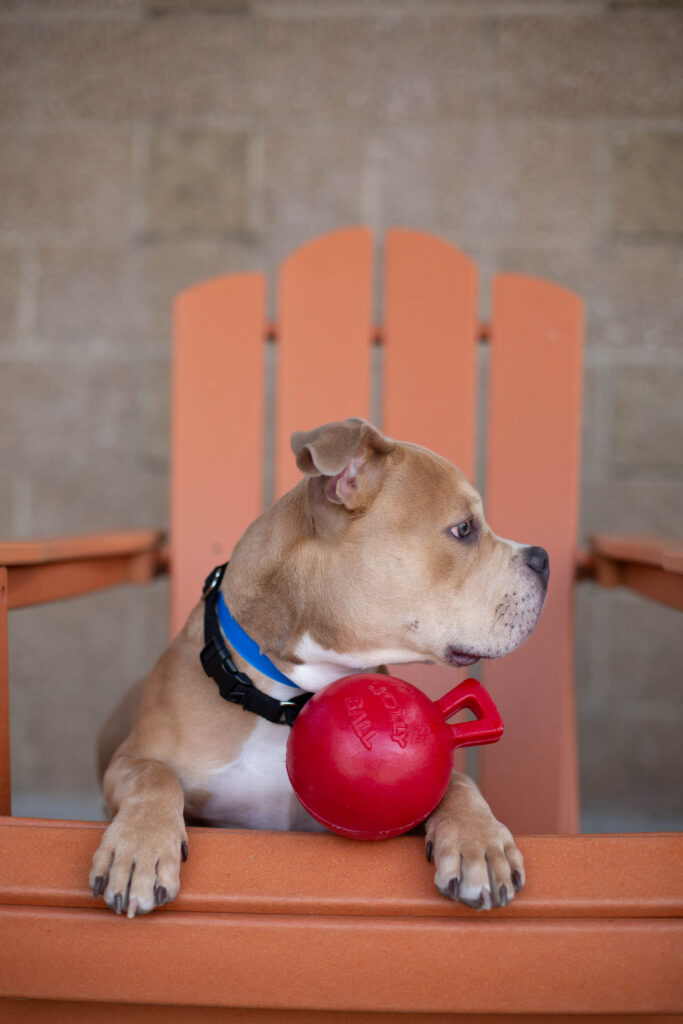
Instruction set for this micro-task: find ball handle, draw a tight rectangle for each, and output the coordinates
[436,678,504,749]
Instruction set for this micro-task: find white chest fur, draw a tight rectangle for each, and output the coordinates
[199,716,323,832]
[200,718,293,830]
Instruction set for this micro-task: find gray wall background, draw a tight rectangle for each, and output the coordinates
[1,0,681,829]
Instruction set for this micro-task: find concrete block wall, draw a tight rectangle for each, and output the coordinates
[0,0,681,828]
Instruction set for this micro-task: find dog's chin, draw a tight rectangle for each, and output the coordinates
[445,647,482,668]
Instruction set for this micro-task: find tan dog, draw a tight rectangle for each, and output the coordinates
[91,419,549,917]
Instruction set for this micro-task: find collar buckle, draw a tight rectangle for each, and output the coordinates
[202,563,227,599]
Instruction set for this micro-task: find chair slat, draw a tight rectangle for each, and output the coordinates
[383,230,479,718]
[0,571,9,816]
[274,228,374,497]
[480,274,584,834]
[383,229,479,479]
[171,274,266,634]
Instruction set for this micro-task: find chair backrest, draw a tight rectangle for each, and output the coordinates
[171,228,583,835]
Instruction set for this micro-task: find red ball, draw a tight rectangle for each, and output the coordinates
[286,673,503,841]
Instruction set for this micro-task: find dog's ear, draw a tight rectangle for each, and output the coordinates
[291,418,393,510]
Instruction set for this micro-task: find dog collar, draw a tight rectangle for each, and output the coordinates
[200,563,312,726]
[216,590,298,688]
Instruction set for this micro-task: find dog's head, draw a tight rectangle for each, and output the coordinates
[290,418,548,680]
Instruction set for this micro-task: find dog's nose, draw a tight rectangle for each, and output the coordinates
[525,545,550,583]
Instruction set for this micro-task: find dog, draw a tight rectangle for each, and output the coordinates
[90,418,549,917]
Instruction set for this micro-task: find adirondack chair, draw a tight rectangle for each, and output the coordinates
[1,228,681,1021]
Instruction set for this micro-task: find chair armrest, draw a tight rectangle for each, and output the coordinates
[580,532,683,611]
[0,529,169,609]
[0,823,681,1015]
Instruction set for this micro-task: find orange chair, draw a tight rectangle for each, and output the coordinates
[1,228,681,1020]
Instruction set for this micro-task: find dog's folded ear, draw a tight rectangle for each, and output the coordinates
[291,418,394,510]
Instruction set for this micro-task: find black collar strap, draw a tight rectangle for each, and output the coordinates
[199,563,312,726]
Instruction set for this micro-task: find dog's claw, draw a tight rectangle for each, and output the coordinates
[512,870,523,893]
[448,876,460,900]
[92,876,104,898]
[155,885,167,906]
[181,841,188,862]
[499,884,509,907]
[114,893,123,916]
[426,841,433,863]
[462,888,491,911]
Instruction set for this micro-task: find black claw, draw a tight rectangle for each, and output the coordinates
[114,893,123,916]
[156,885,167,907]
[181,841,188,862]
[448,876,460,900]
[499,884,509,906]
[92,876,104,898]
[512,870,523,893]
[426,841,433,863]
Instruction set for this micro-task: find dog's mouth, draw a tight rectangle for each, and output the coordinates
[445,647,482,668]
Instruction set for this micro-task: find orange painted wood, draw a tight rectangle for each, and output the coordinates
[382,230,480,718]
[1,823,681,1015]
[1,905,680,1016]
[0,572,9,816]
[593,558,683,610]
[171,273,266,633]
[0,529,165,567]
[274,228,374,497]
[4,1007,679,1024]
[383,229,479,477]
[591,533,683,572]
[481,275,584,836]
[1,821,681,920]
[588,533,683,610]
[5,550,166,611]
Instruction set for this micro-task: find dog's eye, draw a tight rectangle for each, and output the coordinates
[452,519,474,540]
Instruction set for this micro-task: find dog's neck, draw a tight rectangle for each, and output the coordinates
[221,484,426,695]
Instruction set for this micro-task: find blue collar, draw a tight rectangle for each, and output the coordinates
[216,592,299,689]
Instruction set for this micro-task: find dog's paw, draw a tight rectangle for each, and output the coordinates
[424,772,524,910]
[89,810,188,918]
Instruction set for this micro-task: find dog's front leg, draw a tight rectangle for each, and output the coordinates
[425,771,524,910]
[90,753,188,918]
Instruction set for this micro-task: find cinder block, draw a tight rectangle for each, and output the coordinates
[140,15,253,118]
[125,239,260,344]
[261,16,375,122]
[5,362,140,482]
[0,131,134,238]
[145,129,249,237]
[613,365,683,468]
[0,16,253,123]
[375,126,495,240]
[579,704,683,820]
[372,14,492,120]
[377,125,600,245]
[490,125,600,244]
[261,13,491,123]
[580,478,683,544]
[498,11,683,117]
[603,589,683,707]
[491,243,683,355]
[136,359,171,469]
[583,243,683,354]
[147,0,248,11]
[9,580,169,802]
[17,459,168,539]
[0,21,139,124]
[263,130,366,266]
[0,248,20,343]
[1,0,140,10]
[35,247,127,349]
[612,132,683,238]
